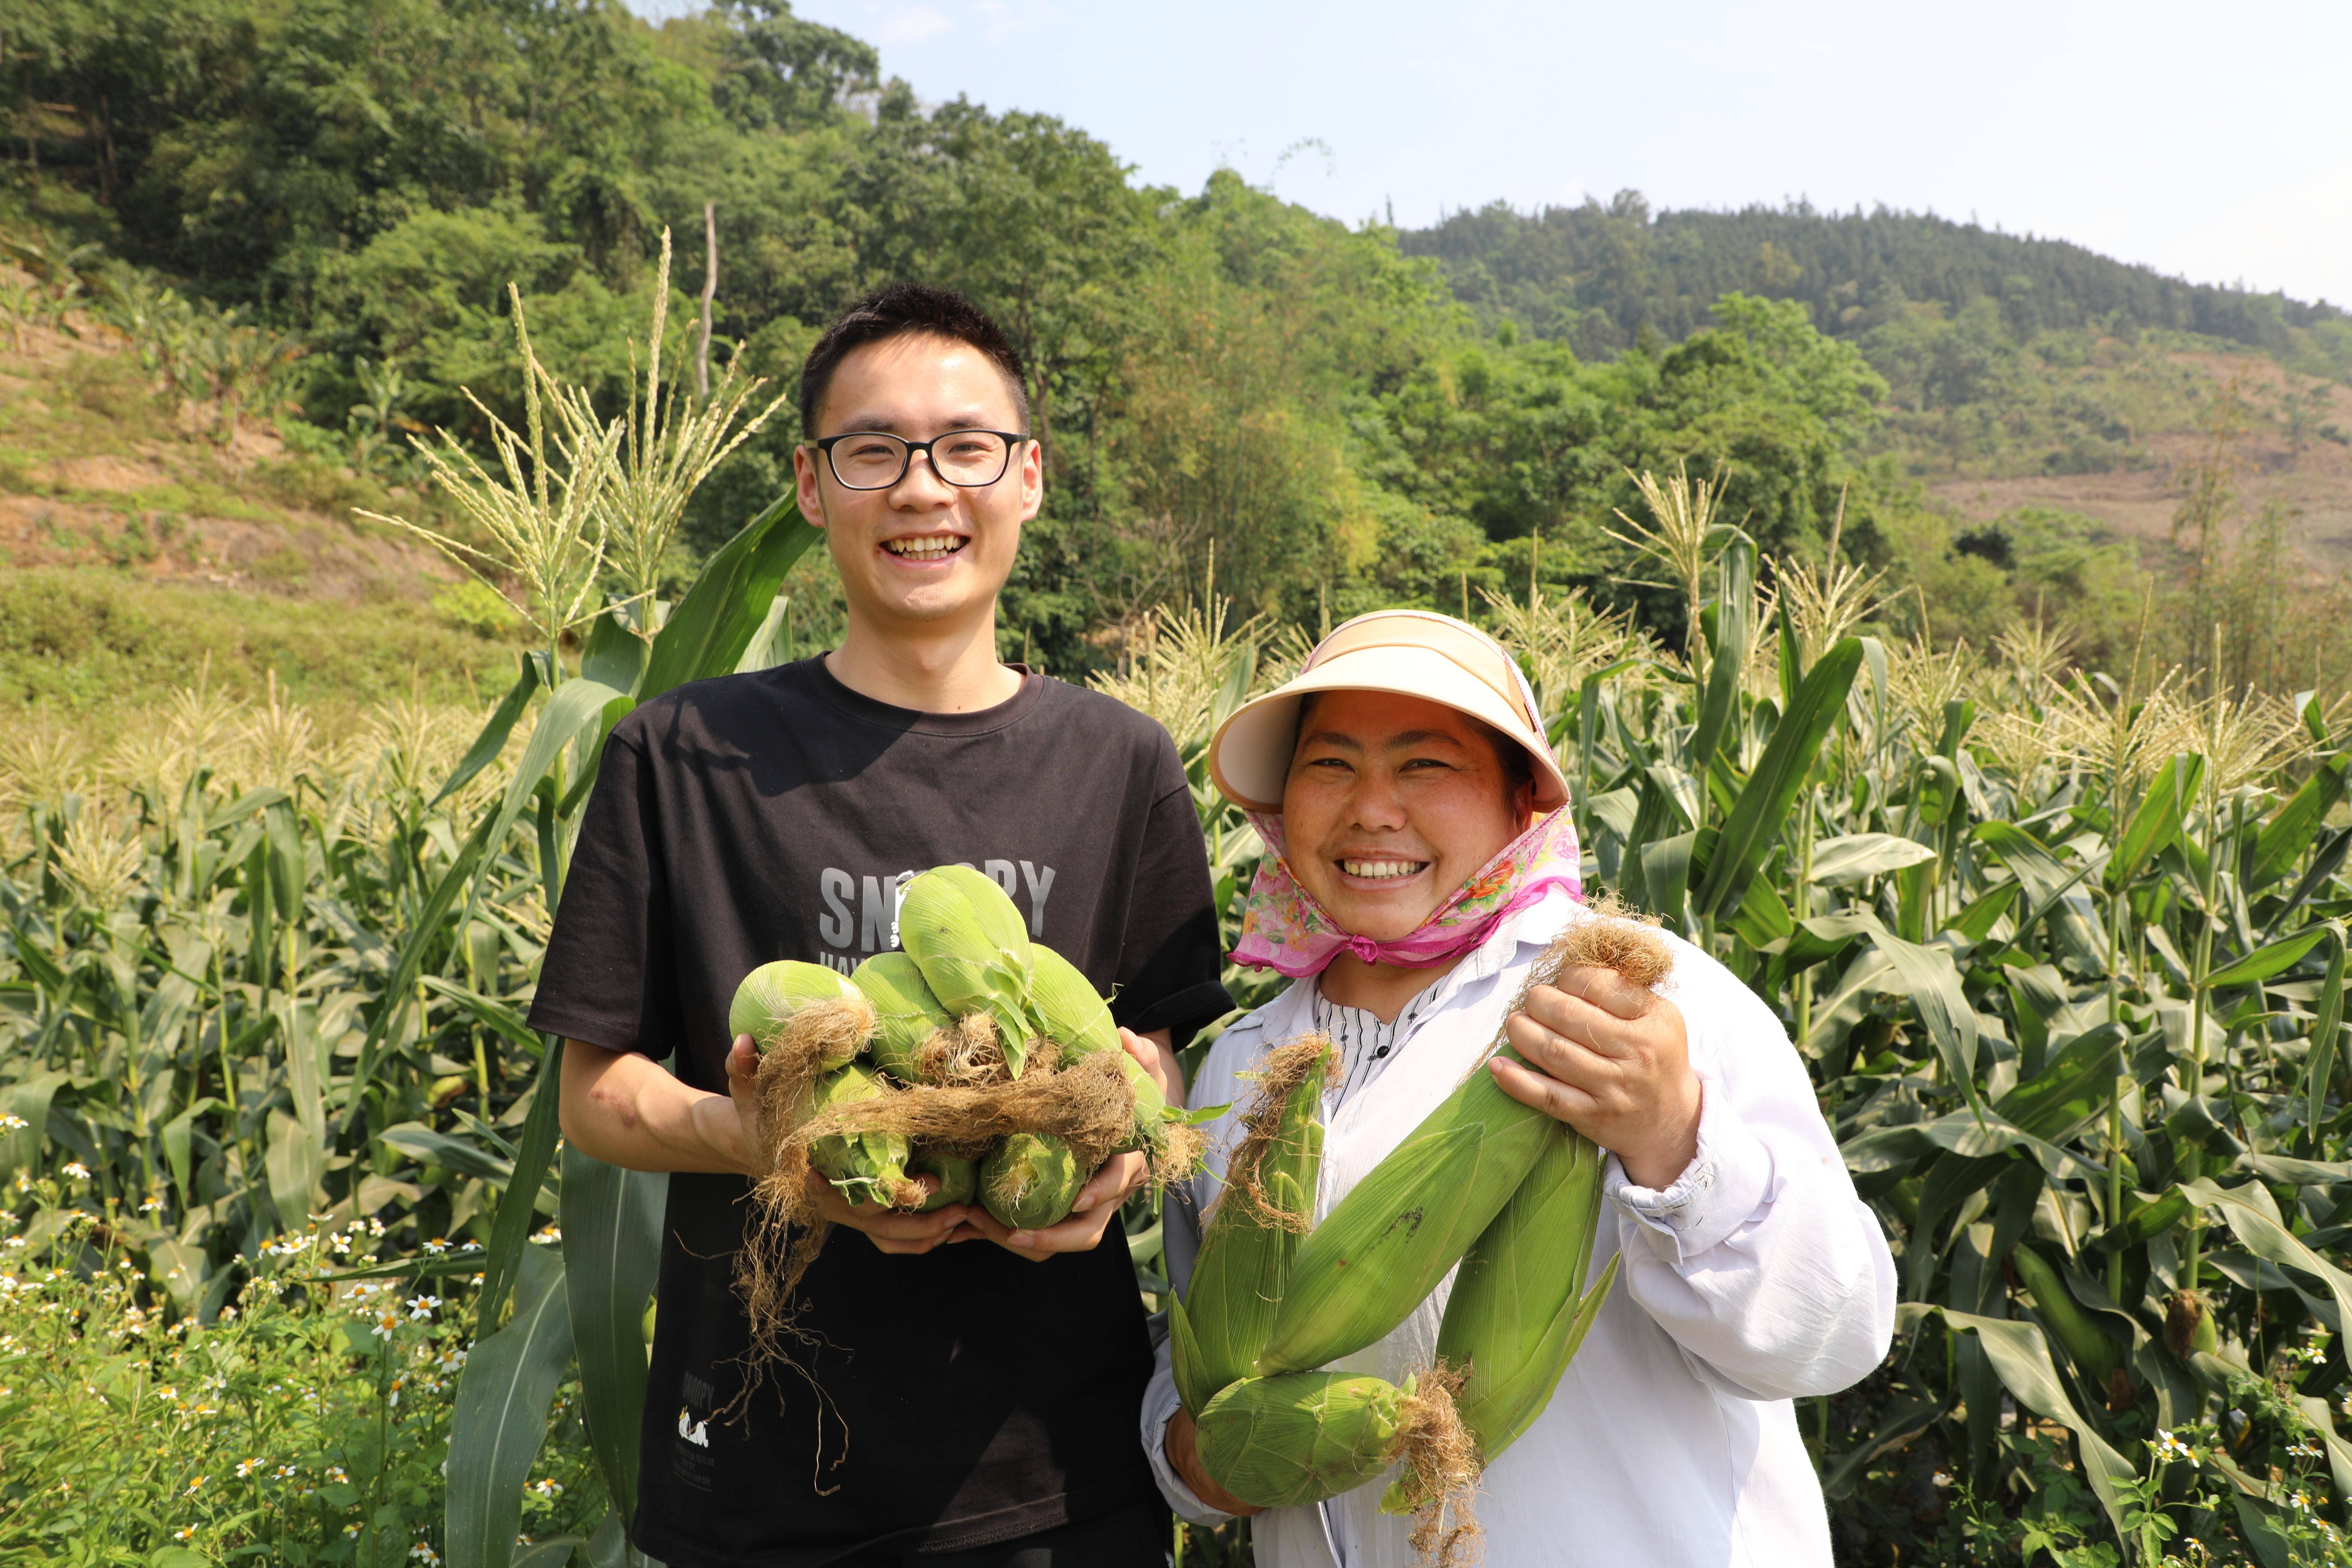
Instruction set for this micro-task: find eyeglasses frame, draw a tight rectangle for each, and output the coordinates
[807,428,1034,491]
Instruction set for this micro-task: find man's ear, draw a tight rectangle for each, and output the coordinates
[792,444,828,529]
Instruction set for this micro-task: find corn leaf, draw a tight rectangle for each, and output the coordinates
[1695,636,1863,922]
[2308,925,2348,1142]
[432,653,543,808]
[2249,755,2351,893]
[561,1145,667,1525]
[639,492,822,702]
[2107,753,2203,891]
[1688,537,1753,776]
[1809,832,1936,886]
[2205,927,2329,990]
[446,1244,575,1568]
[1900,1304,2134,1540]
[478,1038,567,1331]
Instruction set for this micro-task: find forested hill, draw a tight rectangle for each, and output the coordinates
[1404,196,2352,370]
[4,0,2350,706]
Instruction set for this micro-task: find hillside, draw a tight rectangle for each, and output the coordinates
[0,291,523,724]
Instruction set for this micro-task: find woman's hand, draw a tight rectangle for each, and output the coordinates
[1492,966,1702,1190]
[1166,1407,1261,1517]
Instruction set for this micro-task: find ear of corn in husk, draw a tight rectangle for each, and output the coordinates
[1195,1371,1411,1510]
[729,960,874,1067]
[900,866,1040,1076]
[1256,913,1672,1378]
[1028,945,1183,1155]
[980,1131,1084,1230]
[1176,1034,1333,1416]
[908,1147,978,1212]
[1379,1127,1620,1516]
[852,952,958,1083]
[806,1063,917,1206]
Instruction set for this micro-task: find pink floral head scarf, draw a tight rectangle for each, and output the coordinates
[1229,806,1582,978]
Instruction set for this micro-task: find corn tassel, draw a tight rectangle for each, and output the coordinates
[1176,1037,1333,1415]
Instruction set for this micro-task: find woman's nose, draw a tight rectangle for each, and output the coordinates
[1345,769,1410,830]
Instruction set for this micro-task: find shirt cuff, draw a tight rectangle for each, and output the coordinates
[1604,1081,1772,1261]
[1141,1366,1234,1528]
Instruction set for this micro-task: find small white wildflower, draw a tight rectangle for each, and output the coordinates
[63,1163,91,1180]
[236,1458,261,1478]
[0,1116,26,1130]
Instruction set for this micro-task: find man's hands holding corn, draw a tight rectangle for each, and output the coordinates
[725,1026,1180,1260]
[1491,966,1703,1192]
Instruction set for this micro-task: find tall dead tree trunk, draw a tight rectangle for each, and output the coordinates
[697,200,717,400]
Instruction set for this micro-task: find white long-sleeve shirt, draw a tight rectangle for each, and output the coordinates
[1142,887,1896,1568]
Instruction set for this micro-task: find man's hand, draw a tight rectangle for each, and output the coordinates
[1166,1407,1260,1517]
[960,1028,1173,1261]
[1491,965,1702,1190]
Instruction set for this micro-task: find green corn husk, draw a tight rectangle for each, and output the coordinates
[807,1063,913,1204]
[2012,1242,2123,1383]
[908,1147,979,1212]
[729,960,872,1065]
[1176,1038,1332,1417]
[1379,1128,1620,1514]
[1256,1050,1555,1377]
[852,952,957,1083]
[1026,945,1120,1055]
[1195,1371,1412,1511]
[899,866,1039,1075]
[979,1132,1085,1230]
[1028,944,1176,1155]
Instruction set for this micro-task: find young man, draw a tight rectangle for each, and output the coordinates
[531,284,1232,1567]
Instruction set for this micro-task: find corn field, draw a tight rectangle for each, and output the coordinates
[5,340,2352,1563]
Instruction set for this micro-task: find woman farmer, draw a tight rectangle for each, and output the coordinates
[1143,610,1896,1567]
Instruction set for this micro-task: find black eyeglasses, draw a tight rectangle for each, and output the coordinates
[809,429,1029,491]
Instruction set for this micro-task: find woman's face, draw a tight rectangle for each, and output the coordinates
[1279,690,1532,942]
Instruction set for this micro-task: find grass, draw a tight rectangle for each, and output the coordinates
[0,566,524,731]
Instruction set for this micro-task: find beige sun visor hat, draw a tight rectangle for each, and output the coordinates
[1209,610,1569,814]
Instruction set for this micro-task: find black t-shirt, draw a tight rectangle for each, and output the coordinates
[527,657,1231,1568]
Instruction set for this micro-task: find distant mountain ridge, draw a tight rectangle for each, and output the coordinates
[1402,195,2351,364]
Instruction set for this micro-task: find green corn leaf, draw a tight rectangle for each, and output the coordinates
[561,1145,667,1524]
[2179,1177,2352,1338]
[579,606,650,698]
[1867,928,1981,1110]
[1688,537,1753,776]
[2205,926,2329,990]
[433,653,541,808]
[1900,1304,2134,1542]
[1,1070,70,1175]
[478,1038,567,1332]
[1695,636,1863,923]
[2106,753,2204,891]
[1996,1023,2124,1144]
[2308,925,2347,1143]
[265,1108,325,1233]
[1808,832,1935,886]
[2249,754,2350,893]
[640,492,823,702]
[446,1244,575,1568]
[380,1122,516,1185]
[338,809,498,1138]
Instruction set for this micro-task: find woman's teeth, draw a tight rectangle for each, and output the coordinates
[1342,859,1426,881]
[884,536,965,560]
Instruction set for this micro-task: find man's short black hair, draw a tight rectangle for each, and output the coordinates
[797,282,1030,438]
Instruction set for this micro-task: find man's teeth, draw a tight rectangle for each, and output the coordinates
[884,537,965,560]
[1343,859,1426,880]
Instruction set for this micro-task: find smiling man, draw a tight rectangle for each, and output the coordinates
[531,284,1233,1568]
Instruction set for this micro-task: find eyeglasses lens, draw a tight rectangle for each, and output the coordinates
[830,431,1010,490]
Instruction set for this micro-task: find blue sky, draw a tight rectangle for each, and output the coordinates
[628,0,2352,307]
